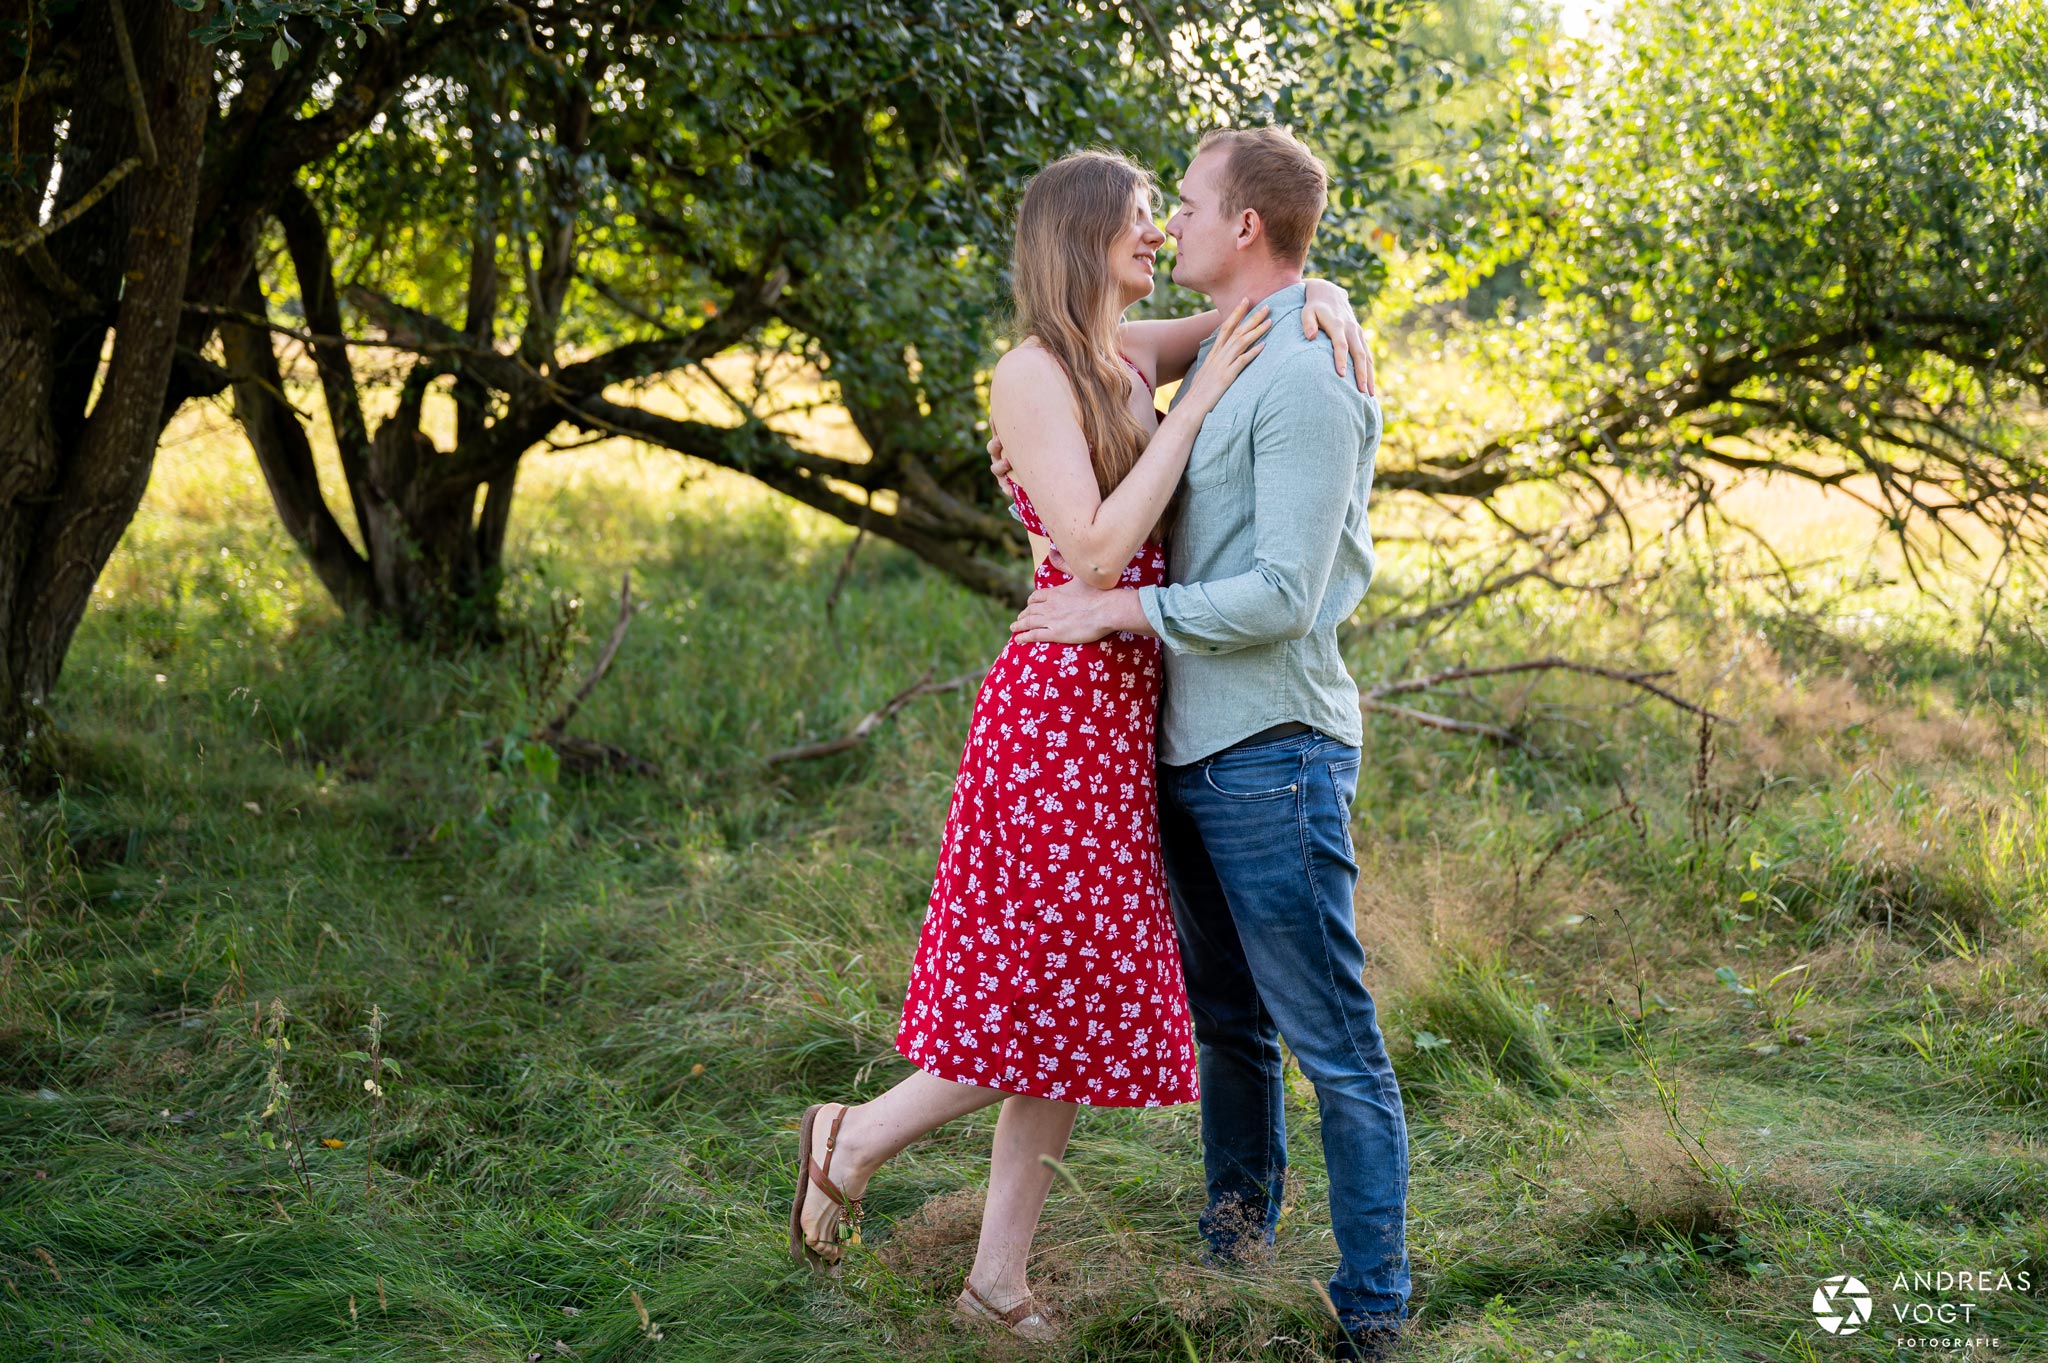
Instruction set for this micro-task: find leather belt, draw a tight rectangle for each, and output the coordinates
[1238,720,1314,747]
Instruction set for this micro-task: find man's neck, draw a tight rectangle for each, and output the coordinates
[1209,263,1305,316]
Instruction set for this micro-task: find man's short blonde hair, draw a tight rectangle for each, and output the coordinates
[1195,126,1329,265]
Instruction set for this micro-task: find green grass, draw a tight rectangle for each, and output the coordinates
[3,418,2047,1362]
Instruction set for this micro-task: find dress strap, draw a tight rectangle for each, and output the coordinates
[1010,482,1049,537]
[1119,353,1154,396]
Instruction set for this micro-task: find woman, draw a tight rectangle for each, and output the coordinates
[788,150,1371,1339]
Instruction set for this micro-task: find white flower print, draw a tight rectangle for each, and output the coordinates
[893,486,1195,1109]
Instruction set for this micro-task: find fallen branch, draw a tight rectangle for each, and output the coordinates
[764,666,988,766]
[546,571,639,738]
[543,732,660,778]
[1359,696,1537,753]
[1359,654,1735,755]
[485,573,658,777]
[1368,656,1733,724]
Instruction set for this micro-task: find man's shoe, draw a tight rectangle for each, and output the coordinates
[1331,1324,1402,1362]
[1197,1239,1276,1272]
[1332,1310,1406,1362]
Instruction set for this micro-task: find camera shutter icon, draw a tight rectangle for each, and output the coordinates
[1812,1275,1872,1335]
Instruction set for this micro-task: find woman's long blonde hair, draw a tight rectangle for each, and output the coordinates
[1011,150,1155,507]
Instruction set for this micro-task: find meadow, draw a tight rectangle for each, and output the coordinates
[3,367,2046,1362]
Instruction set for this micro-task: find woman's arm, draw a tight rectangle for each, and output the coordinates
[993,308,1268,591]
[1117,279,1377,392]
[990,349,1204,592]
[1117,310,1224,388]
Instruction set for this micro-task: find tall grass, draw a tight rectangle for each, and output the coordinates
[2,395,2046,1361]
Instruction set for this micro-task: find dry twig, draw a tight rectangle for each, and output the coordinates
[545,572,639,738]
[484,573,657,777]
[764,666,987,766]
[1360,654,1735,756]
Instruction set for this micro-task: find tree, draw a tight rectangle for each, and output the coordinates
[227,1,1425,634]
[0,0,494,768]
[1398,0,2048,583]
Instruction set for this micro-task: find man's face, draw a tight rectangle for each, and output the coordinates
[1165,149,1238,296]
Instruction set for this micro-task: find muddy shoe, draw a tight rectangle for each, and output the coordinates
[1199,1195,1278,1269]
[1333,1320,1404,1361]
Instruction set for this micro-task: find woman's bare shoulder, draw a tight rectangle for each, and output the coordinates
[992,341,1076,410]
[994,339,1065,382]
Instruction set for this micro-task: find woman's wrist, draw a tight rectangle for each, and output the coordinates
[1159,399,1206,442]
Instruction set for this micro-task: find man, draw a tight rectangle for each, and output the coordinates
[1008,126,1411,1359]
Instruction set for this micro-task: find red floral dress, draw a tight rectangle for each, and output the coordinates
[895,375,1200,1108]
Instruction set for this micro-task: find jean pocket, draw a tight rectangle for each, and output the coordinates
[1326,756,1361,856]
[1201,751,1301,801]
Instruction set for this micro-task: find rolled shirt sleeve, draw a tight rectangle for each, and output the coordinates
[1138,353,1377,655]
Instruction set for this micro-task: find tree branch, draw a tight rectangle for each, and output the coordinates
[1357,654,1735,757]
[274,183,375,533]
[545,571,639,738]
[107,0,156,168]
[2,157,140,253]
[763,666,988,765]
[1368,655,1732,724]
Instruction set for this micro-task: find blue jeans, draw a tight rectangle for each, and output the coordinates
[1158,729,1412,1330]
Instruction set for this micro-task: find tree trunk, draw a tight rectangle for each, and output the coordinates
[0,0,211,772]
[362,423,501,641]
[221,274,378,616]
[239,182,505,642]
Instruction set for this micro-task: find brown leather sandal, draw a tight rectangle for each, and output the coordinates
[954,1279,1058,1342]
[787,1102,863,1269]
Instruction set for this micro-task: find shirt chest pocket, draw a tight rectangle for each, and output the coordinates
[1184,408,1249,489]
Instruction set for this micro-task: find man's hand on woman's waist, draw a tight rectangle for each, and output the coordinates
[1010,567,1153,646]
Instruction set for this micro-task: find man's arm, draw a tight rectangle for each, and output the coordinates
[1137,352,1377,655]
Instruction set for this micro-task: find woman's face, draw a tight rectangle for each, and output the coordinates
[1107,185,1167,308]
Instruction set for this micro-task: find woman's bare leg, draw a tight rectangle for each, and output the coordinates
[964,1094,1079,1307]
[798,1069,1005,1252]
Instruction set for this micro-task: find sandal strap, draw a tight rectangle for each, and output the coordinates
[808,1103,854,1209]
[963,1281,1044,1327]
[806,1158,848,1208]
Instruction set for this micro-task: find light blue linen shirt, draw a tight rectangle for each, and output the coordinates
[1136,282,1382,766]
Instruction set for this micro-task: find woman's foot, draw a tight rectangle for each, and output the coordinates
[791,1102,871,1266]
[955,1277,1058,1342]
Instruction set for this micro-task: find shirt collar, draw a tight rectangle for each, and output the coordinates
[1195,281,1306,361]
[1251,282,1308,319]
